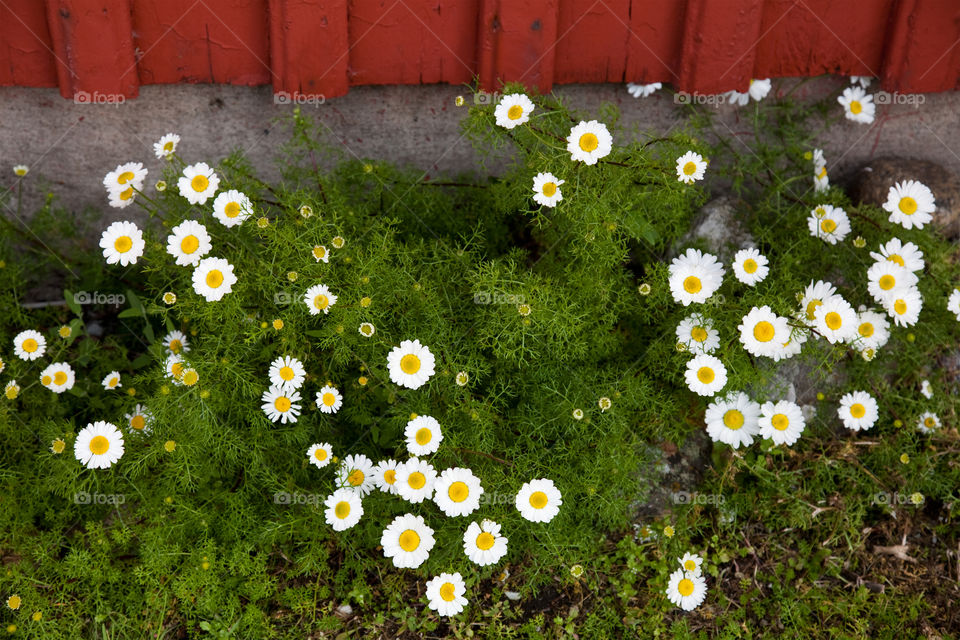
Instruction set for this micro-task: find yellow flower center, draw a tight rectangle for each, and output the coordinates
[678,578,695,597]
[683,276,702,294]
[53,371,68,385]
[163,141,174,152]
[114,236,133,253]
[131,415,146,430]
[274,396,291,412]
[850,403,866,418]
[529,491,549,509]
[894,299,907,315]
[684,559,697,571]
[858,322,874,337]
[22,338,38,353]
[817,166,827,179]
[180,235,199,254]
[313,246,327,260]
[182,370,198,386]
[743,259,758,274]
[41,375,52,386]
[696,367,715,384]
[878,274,896,290]
[89,435,110,455]
[313,294,329,310]
[118,171,135,184]
[683,161,697,175]
[398,529,420,552]
[820,218,837,233]
[314,447,327,461]
[805,299,822,320]
[578,133,599,152]
[384,469,396,484]
[169,339,182,353]
[690,326,708,342]
[119,187,134,201]
[407,471,426,490]
[171,362,184,378]
[322,392,337,407]
[888,254,905,267]
[448,481,469,502]
[334,501,350,519]
[925,417,935,428]
[824,311,843,330]
[753,320,775,342]
[541,182,557,197]
[206,269,224,288]
[224,201,240,218]
[898,196,917,215]
[439,582,456,601]
[850,100,862,115]
[278,366,295,381]
[191,174,209,192]
[507,104,523,120]
[400,353,421,374]
[476,532,495,550]
[108,376,118,387]
[771,413,790,431]
[415,428,432,445]
[723,409,744,430]
[347,469,364,486]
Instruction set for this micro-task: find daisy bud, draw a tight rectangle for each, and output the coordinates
[638,283,651,296]
[155,180,167,191]
[257,217,270,228]
[163,292,177,305]
[853,235,866,248]
[455,95,465,107]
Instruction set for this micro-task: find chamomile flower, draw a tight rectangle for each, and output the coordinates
[387,339,436,389]
[394,457,437,504]
[494,93,535,129]
[307,442,333,468]
[668,248,725,305]
[166,220,212,266]
[260,385,301,424]
[433,467,484,517]
[358,322,375,337]
[192,257,237,302]
[731,248,769,286]
[917,412,940,433]
[74,421,125,469]
[268,355,305,390]
[516,478,562,523]
[947,287,960,320]
[813,148,829,193]
[425,572,468,617]
[531,172,564,207]
[108,186,139,208]
[337,453,377,497]
[704,392,761,449]
[679,552,704,576]
[920,379,933,399]
[758,400,806,446]
[814,295,858,344]
[725,78,771,105]
[799,280,838,324]
[324,488,363,532]
[164,353,186,384]
[883,287,923,327]
[851,309,890,350]
[807,204,850,244]
[303,284,337,315]
[208,190,252,229]
[838,86,875,124]
[39,362,75,393]
[684,354,727,397]
[838,390,878,431]
[153,133,180,159]
[103,162,148,198]
[125,404,154,434]
[627,82,662,98]
[867,261,918,306]
[883,180,935,230]
[5,381,19,400]
[566,120,612,165]
[101,371,121,390]
[13,329,46,361]
[463,520,508,566]
[666,568,707,611]
[316,385,343,413]
[405,415,443,455]
[163,330,189,354]
[373,459,401,494]
[738,306,790,358]
[381,513,435,569]
[312,245,329,263]
[13,165,28,177]
[676,151,707,184]
[851,75,872,88]
[178,162,220,205]
[870,238,924,272]
[100,221,145,266]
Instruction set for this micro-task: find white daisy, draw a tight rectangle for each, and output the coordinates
[870,238,924,273]
[39,362,75,394]
[101,371,121,390]
[107,186,139,209]
[704,392,761,449]
[780,324,810,360]
[268,355,305,390]
[516,478,562,523]
[838,390,879,431]
[851,309,890,350]
[303,284,337,315]
[163,330,190,354]
[153,133,180,159]
[312,245,330,263]
[676,313,720,355]
[125,404,154,434]
[381,513,435,569]
[668,248,725,306]
[433,467,483,517]
[676,151,707,184]
[166,220,212,266]
[566,120,612,165]
[192,257,237,302]
[726,78,771,105]
[884,179,937,230]
[731,248,769,286]
[336,453,377,497]
[738,305,790,358]
[679,552,704,576]
[315,385,342,413]
[920,379,932,399]
[758,400,806,446]
[387,339,436,390]
[74,421,125,469]
[838,86,875,124]
[13,330,46,361]
[684,354,727,397]
[164,353,186,384]
[394,457,437,504]
[324,488,363,532]
[627,82,662,98]
[807,204,850,245]
[850,76,872,88]
[426,572,468,617]
[947,288,960,320]
[307,442,333,468]
[4,380,19,400]
[867,261,918,306]
[814,295,858,344]
[178,162,220,205]
[373,459,401,494]
[917,412,940,434]
[531,172,564,207]
[799,280,838,324]
[494,93,535,129]
[405,415,443,456]
[883,287,923,327]
[463,520,508,566]
[666,568,707,611]
[358,322,375,337]
[99,221,145,266]
[260,385,301,424]
[211,190,253,228]
[13,165,28,177]
[103,162,148,193]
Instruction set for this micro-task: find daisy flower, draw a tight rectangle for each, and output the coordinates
[260,385,301,424]
[463,520,508,566]
[838,390,878,431]
[74,421,125,469]
[851,309,890,350]
[394,457,437,504]
[324,488,363,532]
[516,478,562,523]
[704,392,761,449]
[13,329,46,361]
[668,248,725,306]
[316,385,343,413]
[192,257,237,302]
[336,453,376,497]
[358,322,375,337]
[312,245,329,263]
[387,339,436,390]
[812,148,829,193]
[531,172,564,207]
[807,204,850,245]
[211,190,253,227]
[867,261,918,306]
[870,238,924,273]
[307,442,333,469]
[725,78,771,106]
[164,353,186,384]
[5,380,19,400]
[39,362,75,394]
[178,162,219,205]
[566,120,612,165]
[920,379,933,399]
[373,459,401,494]
[684,354,727,397]
[679,552,704,576]
[758,400,806,446]
[731,248,769,286]
[405,415,443,455]
[381,513,435,569]
[163,330,189,354]
[303,283,337,315]
[947,288,960,320]
[838,86,875,124]
[799,280,838,323]
[425,572,468,617]
[883,180,935,230]
[268,355,305,390]
[166,220,212,266]
[883,288,923,327]
[125,404,154,434]
[13,165,28,177]
[666,568,707,611]
[433,467,484,517]
[676,151,707,184]
[494,93,535,129]
[627,82,662,98]
[103,161,147,192]
[100,221,145,266]
[814,295,858,344]
[851,75,872,88]
[738,306,789,358]
[917,412,940,433]
[153,133,180,159]
[101,371,121,390]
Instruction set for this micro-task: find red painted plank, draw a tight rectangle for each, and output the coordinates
[677,0,764,94]
[131,0,271,86]
[348,0,478,86]
[624,0,686,84]
[0,0,58,87]
[44,0,139,99]
[267,0,349,98]
[881,0,960,93]
[477,0,559,94]
[554,0,630,84]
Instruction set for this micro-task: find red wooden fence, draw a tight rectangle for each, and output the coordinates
[1,0,958,100]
